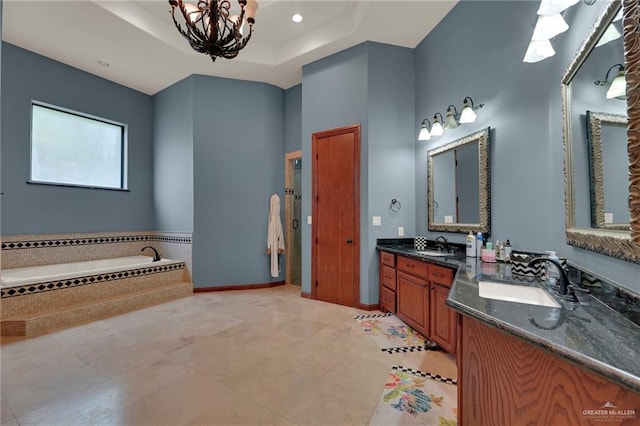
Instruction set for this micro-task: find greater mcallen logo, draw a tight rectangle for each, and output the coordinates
[583,401,637,422]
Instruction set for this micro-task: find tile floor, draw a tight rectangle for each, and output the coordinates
[1,285,457,426]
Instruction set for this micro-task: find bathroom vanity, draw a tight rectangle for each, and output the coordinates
[377,239,640,425]
[378,242,459,356]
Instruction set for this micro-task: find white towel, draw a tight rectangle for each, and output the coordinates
[267,194,285,278]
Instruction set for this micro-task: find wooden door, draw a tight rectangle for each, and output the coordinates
[312,125,360,307]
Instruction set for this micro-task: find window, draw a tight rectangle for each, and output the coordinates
[30,103,127,190]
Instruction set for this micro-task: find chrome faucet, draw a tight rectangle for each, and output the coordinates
[527,257,571,296]
[141,246,161,262]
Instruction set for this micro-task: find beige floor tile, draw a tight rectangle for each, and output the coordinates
[0,418,19,426]
[79,343,168,380]
[5,365,106,419]
[235,358,325,418]
[127,371,235,425]
[0,285,457,426]
[1,392,16,425]
[285,379,378,425]
[188,392,297,426]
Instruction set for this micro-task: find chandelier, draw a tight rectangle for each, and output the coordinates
[168,0,258,61]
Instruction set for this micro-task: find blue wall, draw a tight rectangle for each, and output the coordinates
[415,0,639,292]
[152,76,194,232]
[191,75,285,287]
[285,84,302,153]
[301,42,415,305]
[1,43,154,234]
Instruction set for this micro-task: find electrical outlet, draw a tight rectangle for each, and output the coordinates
[372,216,381,226]
[398,227,404,236]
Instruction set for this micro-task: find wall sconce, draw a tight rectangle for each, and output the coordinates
[523,0,580,63]
[532,13,569,40]
[596,10,622,48]
[418,118,431,141]
[431,113,445,136]
[537,0,579,15]
[445,105,459,129]
[594,64,626,99]
[459,97,484,124]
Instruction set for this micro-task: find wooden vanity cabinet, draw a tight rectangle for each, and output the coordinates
[378,250,458,355]
[379,251,397,313]
[429,264,457,355]
[396,255,430,337]
[458,316,640,425]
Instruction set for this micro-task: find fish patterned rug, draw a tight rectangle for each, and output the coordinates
[354,313,437,353]
[369,365,458,426]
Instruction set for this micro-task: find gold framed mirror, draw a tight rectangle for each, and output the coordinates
[427,127,491,235]
[561,0,640,263]
[586,111,629,230]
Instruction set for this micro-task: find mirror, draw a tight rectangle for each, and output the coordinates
[427,127,491,235]
[586,111,629,230]
[562,0,640,263]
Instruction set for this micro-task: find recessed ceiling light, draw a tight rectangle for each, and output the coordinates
[292,14,303,23]
[98,60,110,67]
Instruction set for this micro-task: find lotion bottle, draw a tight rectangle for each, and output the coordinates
[466,231,476,257]
[476,232,483,258]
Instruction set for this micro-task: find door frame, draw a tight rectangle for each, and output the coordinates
[311,124,361,306]
[284,150,302,286]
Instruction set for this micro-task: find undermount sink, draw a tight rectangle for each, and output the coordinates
[478,281,561,308]
[414,249,449,257]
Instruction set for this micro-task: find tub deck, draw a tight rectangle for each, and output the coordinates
[1,259,192,337]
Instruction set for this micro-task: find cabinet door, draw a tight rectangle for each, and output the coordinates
[430,283,457,355]
[397,271,429,336]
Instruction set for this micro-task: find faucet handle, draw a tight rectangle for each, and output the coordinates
[563,286,579,303]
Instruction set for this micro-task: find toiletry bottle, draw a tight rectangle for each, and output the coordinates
[545,250,561,286]
[476,232,483,258]
[466,231,476,257]
[504,240,512,262]
[495,240,503,261]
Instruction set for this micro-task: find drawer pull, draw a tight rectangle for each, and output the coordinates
[406,264,414,268]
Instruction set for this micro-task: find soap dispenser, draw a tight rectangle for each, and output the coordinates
[545,251,561,286]
[466,231,476,257]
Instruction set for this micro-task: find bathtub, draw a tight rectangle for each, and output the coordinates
[0,255,175,288]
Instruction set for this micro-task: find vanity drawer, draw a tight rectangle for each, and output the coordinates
[380,286,396,313]
[381,265,397,290]
[397,255,428,278]
[429,264,454,287]
[381,251,395,267]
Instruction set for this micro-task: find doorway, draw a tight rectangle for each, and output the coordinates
[311,125,360,308]
[285,151,302,287]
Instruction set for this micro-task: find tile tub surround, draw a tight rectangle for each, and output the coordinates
[1,262,191,336]
[1,231,193,280]
[377,241,640,394]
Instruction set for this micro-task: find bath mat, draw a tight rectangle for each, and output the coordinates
[369,365,458,426]
[354,313,437,353]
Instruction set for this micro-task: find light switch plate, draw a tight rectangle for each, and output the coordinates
[398,227,404,236]
[372,216,381,226]
[307,216,312,225]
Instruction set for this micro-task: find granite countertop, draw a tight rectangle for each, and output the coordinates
[377,242,640,393]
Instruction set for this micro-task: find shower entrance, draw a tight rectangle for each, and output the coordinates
[285,151,302,286]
